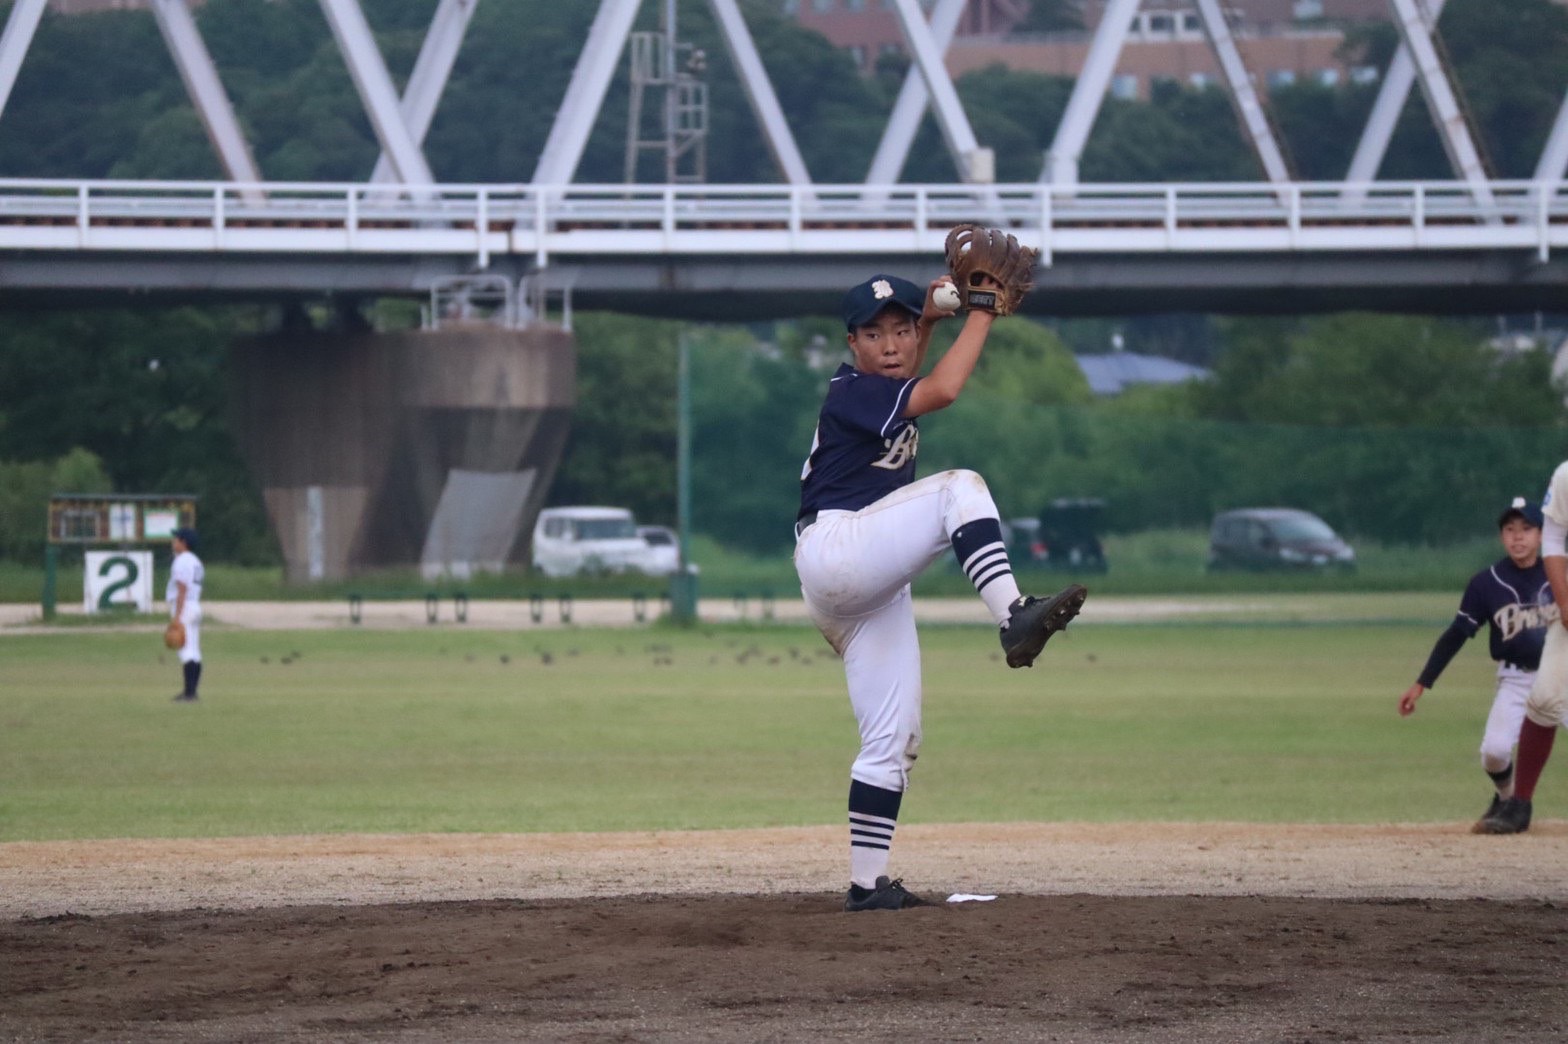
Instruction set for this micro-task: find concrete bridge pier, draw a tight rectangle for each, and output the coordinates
[230,326,575,583]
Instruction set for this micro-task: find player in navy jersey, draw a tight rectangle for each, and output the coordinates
[1489,460,1568,834]
[1399,498,1554,830]
[794,272,1087,911]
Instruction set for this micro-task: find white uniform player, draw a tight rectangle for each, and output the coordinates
[167,527,204,703]
[1488,462,1568,832]
[795,273,1087,912]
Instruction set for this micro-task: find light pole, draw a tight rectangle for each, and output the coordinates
[669,327,698,623]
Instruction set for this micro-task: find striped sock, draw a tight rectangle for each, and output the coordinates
[848,779,902,889]
[951,519,1021,625]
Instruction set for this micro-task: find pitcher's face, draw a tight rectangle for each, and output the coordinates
[847,309,920,379]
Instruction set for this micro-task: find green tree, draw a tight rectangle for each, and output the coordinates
[918,319,1093,518]
[688,327,824,552]
[704,1,883,183]
[0,7,172,177]
[547,314,679,524]
[0,307,275,563]
[1439,0,1568,178]
[1085,84,1258,182]
[955,317,1093,406]
[1270,80,1377,181]
[952,66,1074,182]
[1150,314,1568,543]
[1189,314,1564,430]
[0,447,110,560]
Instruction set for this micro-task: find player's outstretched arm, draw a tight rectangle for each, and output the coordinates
[904,310,993,417]
[1408,619,1469,705]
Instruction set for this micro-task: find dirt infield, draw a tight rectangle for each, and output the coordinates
[5,822,1568,1041]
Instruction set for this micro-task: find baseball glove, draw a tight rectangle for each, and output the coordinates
[943,224,1039,316]
[163,619,186,651]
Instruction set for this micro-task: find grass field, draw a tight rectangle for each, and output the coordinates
[2,611,1552,843]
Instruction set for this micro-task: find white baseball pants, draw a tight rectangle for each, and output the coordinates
[794,469,1005,792]
[174,604,202,664]
[1527,624,1568,728]
[1482,665,1533,772]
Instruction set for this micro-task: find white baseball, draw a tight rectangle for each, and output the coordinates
[933,283,961,311]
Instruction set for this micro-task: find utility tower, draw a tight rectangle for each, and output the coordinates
[624,0,708,183]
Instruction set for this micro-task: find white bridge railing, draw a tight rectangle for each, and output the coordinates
[1,178,1566,265]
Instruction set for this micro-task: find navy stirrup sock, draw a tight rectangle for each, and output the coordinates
[849,779,902,851]
[952,519,1012,594]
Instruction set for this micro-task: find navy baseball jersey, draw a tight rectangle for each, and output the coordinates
[799,363,921,518]
[1419,557,1554,686]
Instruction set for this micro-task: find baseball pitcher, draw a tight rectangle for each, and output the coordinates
[795,227,1087,912]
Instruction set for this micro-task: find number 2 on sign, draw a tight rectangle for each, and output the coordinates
[96,555,138,611]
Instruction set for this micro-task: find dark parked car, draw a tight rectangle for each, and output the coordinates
[1038,497,1108,573]
[1207,508,1356,572]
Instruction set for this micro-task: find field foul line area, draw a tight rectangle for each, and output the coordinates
[0,593,1459,632]
[3,821,1565,918]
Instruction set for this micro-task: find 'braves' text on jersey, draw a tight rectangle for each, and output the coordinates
[799,364,921,518]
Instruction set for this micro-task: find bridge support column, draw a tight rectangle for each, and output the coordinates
[230,326,575,583]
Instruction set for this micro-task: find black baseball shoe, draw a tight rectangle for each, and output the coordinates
[172,692,198,703]
[1478,796,1532,835]
[1000,585,1088,669]
[1470,794,1504,834]
[844,876,926,912]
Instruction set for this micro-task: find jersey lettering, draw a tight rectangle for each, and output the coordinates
[872,426,919,471]
[799,364,920,515]
[1495,601,1560,642]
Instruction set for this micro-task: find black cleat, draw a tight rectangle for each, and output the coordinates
[172,692,199,703]
[1467,793,1505,833]
[1478,796,1532,835]
[1000,585,1088,668]
[844,876,926,912]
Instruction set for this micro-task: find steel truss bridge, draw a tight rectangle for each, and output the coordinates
[2,0,1567,318]
[2,177,1565,318]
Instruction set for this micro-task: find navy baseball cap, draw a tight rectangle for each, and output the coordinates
[1498,497,1544,529]
[842,274,924,331]
[172,526,200,551]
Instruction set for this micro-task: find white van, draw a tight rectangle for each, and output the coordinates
[531,506,670,578]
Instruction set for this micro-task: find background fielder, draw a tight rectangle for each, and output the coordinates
[167,527,204,703]
[1398,498,1551,831]
[1487,459,1568,833]
[795,272,1086,913]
